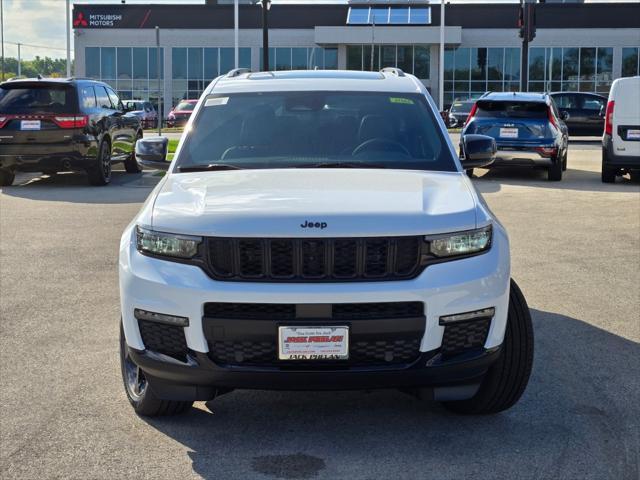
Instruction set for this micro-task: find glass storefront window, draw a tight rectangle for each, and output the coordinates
[397,45,413,75]
[276,48,292,71]
[100,47,116,80]
[528,47,614,93]
[133,48,147,80]
[172,48,187,80]
[117,48,132,80]
[204,48,218,81]
[346,45,428,79]
[487,48,504,81]
[622,47,640,77]
[347,45,362,71]
[86,47,100,78]
[414,46,429,79]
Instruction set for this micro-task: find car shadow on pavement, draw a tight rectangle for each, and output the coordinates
[0,170,161,204]
[472,167,639,194]
[141,309,639,480]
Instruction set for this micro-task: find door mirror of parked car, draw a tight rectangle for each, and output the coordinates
[560,110,570,121]
[460,134,496,169]
[598,105,606,117]
[135,137,170,170]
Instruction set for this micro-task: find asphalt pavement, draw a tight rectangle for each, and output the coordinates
[0,139,638,480]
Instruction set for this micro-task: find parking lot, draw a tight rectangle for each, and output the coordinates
[0,137,638,479]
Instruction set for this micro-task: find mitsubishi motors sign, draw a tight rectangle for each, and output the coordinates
[72,6,150,29]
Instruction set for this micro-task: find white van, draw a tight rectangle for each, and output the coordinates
[602,76,640,183]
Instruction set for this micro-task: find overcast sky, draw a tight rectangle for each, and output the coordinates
[1,0,630,60]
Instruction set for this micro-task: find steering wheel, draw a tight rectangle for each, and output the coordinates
[352,138,411,158]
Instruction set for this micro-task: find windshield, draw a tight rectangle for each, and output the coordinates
[0,84,76,113]
[475,101,548,119]
[176,91,456,172]
[450,102,473,114]
[175,101,195,111]
[126,101,144,110]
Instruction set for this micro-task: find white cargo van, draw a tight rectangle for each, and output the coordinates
[602,76,640,183]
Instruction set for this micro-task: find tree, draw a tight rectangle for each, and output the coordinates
[1,56,73,80]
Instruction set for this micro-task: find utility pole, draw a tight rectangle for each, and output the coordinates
[370,19,375,71]
[156,26,162,136]
[519,0,536,92]
[1,0,4,82]
[439,0,445,111]
[234,0,239,69]
[261,0,270,71]
[17,42,20,77]
[66,0,71,77]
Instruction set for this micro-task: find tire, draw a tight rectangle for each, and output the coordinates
[0,169,15,186]
[466,169,474,178]
[124,133,143,174]
[87,139,112,186]
[547,156,563,181]
[561,149,568,171]
[443,279,534,415]
[629,171,640,183]
[119,323,192,417]
[601,148,616,183]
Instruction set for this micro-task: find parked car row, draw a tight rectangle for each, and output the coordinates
[456,77,640,183]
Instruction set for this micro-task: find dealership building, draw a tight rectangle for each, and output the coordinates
[72,0,640,116]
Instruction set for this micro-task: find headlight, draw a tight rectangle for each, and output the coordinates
[136,226,201,259]
[427,225,492,258]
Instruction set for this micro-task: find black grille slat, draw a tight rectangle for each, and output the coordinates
[138,320,188,361]
[204,303,296,319]
[205,236,423,282]
[441,319,491,355]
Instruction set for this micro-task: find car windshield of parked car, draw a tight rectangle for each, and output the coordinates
[0,84,76,113]
[175,101,195,111]
[475,100,548,119]
[450,101,474,114]
[177,91,456,172]
[126,101,144,110]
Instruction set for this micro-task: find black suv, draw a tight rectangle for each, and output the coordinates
[0,77,143,186]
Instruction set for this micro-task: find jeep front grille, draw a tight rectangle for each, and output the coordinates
[205,236,423,282]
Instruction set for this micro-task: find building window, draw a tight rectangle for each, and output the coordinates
[172,47,250,106]
[346,45,430,79]
[622,47,640,77]
[259,47,337,71]
[444,47,521,107]
[347,6,430,25]
[528,47,613,94]
[85,47,164,111]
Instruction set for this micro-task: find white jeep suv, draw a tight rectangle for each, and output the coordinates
[119,68,534,417]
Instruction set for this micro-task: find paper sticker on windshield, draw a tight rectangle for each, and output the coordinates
[389,97,414,105]
[205,97,229,107]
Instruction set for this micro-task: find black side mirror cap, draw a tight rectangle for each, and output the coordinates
[560,110,570,121]
[460,134,496,169]
[135,136,170,170]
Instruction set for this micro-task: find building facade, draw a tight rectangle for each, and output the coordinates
[72,1,640,116]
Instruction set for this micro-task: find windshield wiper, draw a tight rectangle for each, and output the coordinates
[178,163,244,172]
[295,162,385,169]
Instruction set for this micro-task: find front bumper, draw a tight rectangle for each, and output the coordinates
[119,224,511,393]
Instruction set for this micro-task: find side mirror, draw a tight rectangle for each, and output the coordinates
[560,110,570,121]
[598,105,605,117]
[460,134,496,169]
[135,136,170,170]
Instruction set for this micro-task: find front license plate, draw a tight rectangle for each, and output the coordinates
[21,120,41,131]
[278,326,349,361]
[500,127,518,138]
[626,129,640,140]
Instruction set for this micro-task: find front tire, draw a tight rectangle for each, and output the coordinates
[124,133,143,173]
[443,279,534,415]
[87,139,112,186]
[120,323,192,417]
[0,168,15,186]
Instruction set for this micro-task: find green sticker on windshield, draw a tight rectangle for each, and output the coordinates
[389,97,414,105]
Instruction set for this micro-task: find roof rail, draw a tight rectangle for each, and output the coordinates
[380,67,405,77]
[226,68,251,78]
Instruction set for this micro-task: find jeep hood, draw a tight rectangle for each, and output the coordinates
[150,169,478,237]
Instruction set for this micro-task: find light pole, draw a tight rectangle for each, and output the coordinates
[234,0,239,69]
[66,0,71,77]
[17,42,20,77]
[439,0,445,112]
[260,0,271,71]
[1,0,4,82]
[156,26,162,136]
